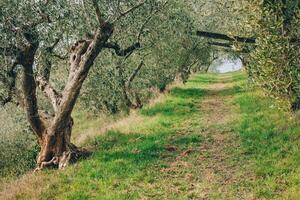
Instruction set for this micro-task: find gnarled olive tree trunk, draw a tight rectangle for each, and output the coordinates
[20,23,114,170]
[1,0,145,171]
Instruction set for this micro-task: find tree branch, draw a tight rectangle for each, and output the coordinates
[208,41,233,48]
[50,23,114,134]
[92,0,105,25]
[53,53,68,60]
[22,63,45,137]
[197,30,300,45]
[36,39,63,112]
[126,61,144,87]
[208,41,250,53]
[137,1,169,41]
[113,1,146,23]
[36,76,61,112]
[197,31,256,44]
[104,41,141,57]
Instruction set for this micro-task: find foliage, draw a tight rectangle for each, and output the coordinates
[245,0,300,109]
[0,105,38,178]
[78,0,212,113]
[0,0,215,177]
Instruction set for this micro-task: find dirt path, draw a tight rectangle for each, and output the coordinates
[194,77,256,199]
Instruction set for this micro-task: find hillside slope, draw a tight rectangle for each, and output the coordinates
[2,72,300,199]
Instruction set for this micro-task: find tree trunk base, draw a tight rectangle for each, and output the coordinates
[34,143,91,171]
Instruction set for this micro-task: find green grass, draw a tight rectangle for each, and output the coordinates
[41,74,208,200]
[3,71,300,199]
[234,87,300,199]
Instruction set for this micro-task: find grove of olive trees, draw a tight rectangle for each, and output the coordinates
[0,0,213,173]
[1,0,300,189]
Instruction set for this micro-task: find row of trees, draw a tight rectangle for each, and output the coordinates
[246,0,300,110]
[196,0,300,111]
[2,0,297,173]
[0,0,213,171]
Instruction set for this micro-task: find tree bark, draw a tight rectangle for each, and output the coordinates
[35,23,114,170]
[2,0,146,171]
[117,61,144,109]
[15,23,114,171]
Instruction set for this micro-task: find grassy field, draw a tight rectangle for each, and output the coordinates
[2,71,300,199]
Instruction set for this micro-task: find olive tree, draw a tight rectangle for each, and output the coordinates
[0,0,161,170]
[80,0,212,113]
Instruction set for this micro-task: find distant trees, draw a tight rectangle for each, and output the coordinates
[79,0,211,114]
[195,0,300,111]
[0,0,155,170]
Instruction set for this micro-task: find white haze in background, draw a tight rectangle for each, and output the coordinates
[210,58,243,73]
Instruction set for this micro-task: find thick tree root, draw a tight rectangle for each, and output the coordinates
[34,145,91,171]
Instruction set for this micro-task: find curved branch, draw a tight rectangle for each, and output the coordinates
[36,76,61,112]
[22,63,45,137]
[126,61,144,87]
[137,1,169,41]
[104,42,141,57]
[50,23,114,133]
[36,39,63,112]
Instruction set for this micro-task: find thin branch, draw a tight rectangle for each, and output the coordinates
[47,38,61,52]
[36,76,61,112]
[0,62,18,106]
[208,41,232,48]
[137,1,169,41]
[82,0,94,30]
[126,61,144,86]
[92,0,105,25]
[53,53,68,60]
[36,39,63,112]
[104,41,141,56]
[112,1,146,23]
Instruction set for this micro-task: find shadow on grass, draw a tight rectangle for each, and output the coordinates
[141,99,198,117]
[170,88,207,99]
[218,85,244,97]
[141,87,206,117]
[87,129,204,173]
[188,76,219,84]
[45,127,204,199]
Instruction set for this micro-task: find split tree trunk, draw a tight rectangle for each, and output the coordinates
[117,61,144,109]
[35,117,83,170]
[3,0,146,171]
[20,23,114,170]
